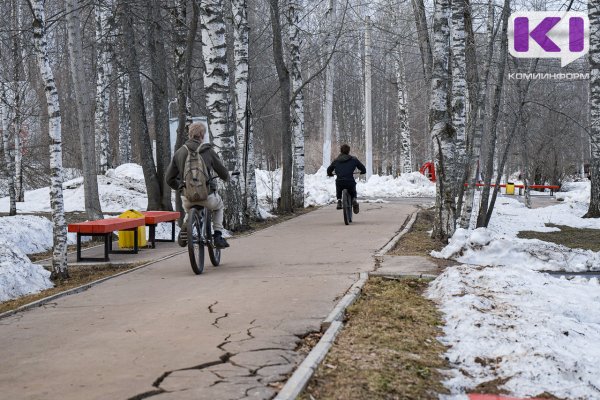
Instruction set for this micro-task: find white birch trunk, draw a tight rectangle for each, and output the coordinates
[430,0,455,240]
[365,16,373,179]
[322,0,335,168]
[246,106,260,218]
[586,0,600,217]
[1,85,17,215]
[28,0,68,277]
[95,2,112,173]
[395,51,412,174]
[232,0,249,197]
[202,0,245,229]
[451,0,467,190]
[288,0,305,208]
[118,66,131,164]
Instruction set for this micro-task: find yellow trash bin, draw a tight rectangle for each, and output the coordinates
[118,209,147,249]
[505,182,515,195]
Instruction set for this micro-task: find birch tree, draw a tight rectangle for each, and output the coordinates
[66,0,104,220]
[450,0,467,192]
[586,0,600,218]
[1,85,16,215]
[27,0,68,278]
[430,0,455,241]
[322,0,336,168]
[233,0,249,198]
[476,0,510,228]
[411,0,432,82]
[12,1,24,202]
[117,66,131,165]
[394,50,412,174]
[269,0,294,212]
[202,0,246,228]
[288,0,305,208]
[95,0,112,174]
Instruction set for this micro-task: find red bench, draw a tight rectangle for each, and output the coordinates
[142,211,180,248]
[68,217,146,262]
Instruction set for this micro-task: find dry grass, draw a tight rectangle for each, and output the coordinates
[300,277,450,400]
[518,224,600,252]
[0,264,142,315]
[390,210,446,257]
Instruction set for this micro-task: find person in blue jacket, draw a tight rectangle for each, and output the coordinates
[326,144,367,214]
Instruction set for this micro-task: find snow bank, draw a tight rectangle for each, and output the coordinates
[556,181,590,203]
[433,195,600,272]
[256,167,434,209]
[428,264,600,399]
[0,238,53,302]
[434,227,600,272]
[0,163,148,213]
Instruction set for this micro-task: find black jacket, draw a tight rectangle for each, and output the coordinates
[166,140,229,193]
[326,154,367,182]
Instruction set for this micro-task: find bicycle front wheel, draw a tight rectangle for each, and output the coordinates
[187,207,205,274]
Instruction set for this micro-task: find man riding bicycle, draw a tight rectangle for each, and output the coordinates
[166,122,230,249]
[326,144,366,214]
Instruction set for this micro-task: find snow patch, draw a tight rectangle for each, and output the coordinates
[428,264,600,399]
[0,238,53,302]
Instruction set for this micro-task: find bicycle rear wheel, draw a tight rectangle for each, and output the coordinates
[342,189,352,225]
[205,209,221,266]
[187,207,205,274]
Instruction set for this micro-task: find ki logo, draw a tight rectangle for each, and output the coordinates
[508,11,589,67]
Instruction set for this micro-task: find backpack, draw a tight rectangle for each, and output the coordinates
[182,145,210,202]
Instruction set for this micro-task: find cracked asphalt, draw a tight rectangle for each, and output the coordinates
[0,202,416,400]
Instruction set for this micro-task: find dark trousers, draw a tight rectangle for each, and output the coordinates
[336,180,357,200]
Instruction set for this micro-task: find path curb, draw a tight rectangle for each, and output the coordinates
[0,250,186,321]
[275,210,421,399]
[320,272,368,332]
[375,211,418,257]
[274,320,343,400]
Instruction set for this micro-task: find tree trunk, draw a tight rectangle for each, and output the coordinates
[394,50,412,174]
[27,0,68,278]
[430,0,455,241]
[95,1,112,174]
[232,0,249,197]
[117,67,132,165]
[1,85,17,215]
[12,1,24,202]
[586,0,600,218]
[365,16,373,179]
[245,97,261,219]
[288,0,305,208]
[411,0,433,81]
[269,0,293,212]
[118,0,162,210]
[202,0,246,228]
[322,0,336,168]
[460,0,494,228]
[66,0,104,221]
[476,0,510,228]
[147,0,173,210]
[450,0,467,195]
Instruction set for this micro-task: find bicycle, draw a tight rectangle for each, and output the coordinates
[186,172,239,275]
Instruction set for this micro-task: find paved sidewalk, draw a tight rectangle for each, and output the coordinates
[0,202,416,400]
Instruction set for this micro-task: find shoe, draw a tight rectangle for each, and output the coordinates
[213,231,230,249]
[177,229,187,247]
[352,200,359,214]
[336,200,342,210]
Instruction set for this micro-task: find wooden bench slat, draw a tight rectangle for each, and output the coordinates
[68,217,145,234]
[142,211,180,225]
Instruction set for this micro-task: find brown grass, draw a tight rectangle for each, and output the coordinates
[390,210,446,257]
[300,277,450,400]
[518,224,600,252]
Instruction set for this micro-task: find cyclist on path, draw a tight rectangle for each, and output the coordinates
[326,144,366,214]
[166,122,230,249]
